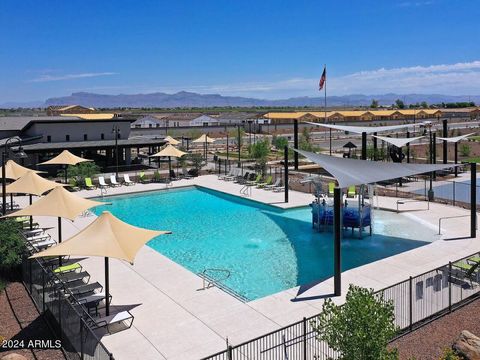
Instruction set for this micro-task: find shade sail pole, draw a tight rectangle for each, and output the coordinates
[406,131,410,163]
[471,163,476,239]
[455,142,458,177]
[361,132,367,160]
[373,132,378,161]
[443,119,448,164]
[284,146,289,203]
[58,217,62,266]
[105,257,110,316]
[29,195,33,230]
[334,187,342,296]
[294,120,299,170]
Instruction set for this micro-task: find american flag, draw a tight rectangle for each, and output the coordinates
[319,67,326,91]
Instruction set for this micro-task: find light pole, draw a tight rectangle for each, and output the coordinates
[2,137,27,215]
[112,125,121,178]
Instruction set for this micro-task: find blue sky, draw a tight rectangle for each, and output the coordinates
[1,0,479,103]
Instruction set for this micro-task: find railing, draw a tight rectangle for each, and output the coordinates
[396,199,430,213]
[23,258,114,360]
[201,250,480,360]
[197,268,248,303]
[438,214,477,235]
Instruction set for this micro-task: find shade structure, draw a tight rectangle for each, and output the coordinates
[38,150,92,166]
[163,136,180,145]
[3,186,105,221]
[150,144,187,158]
[305,122,416,135]
[3,160,43,180]
[30,211,171,315]
[342,141,357,149]
[294,148,463,189]
[3,171,65,196]
[372,135,424,148]
[437,132,475,143]
[192,134,215,143]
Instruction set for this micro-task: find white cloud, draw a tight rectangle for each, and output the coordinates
[29,72,117,82]
[397,1,434,7]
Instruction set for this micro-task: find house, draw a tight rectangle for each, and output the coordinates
[46,105,96,116]
[131,115,166,129]
[189,115,220,126]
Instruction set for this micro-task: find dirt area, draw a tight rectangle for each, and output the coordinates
[0,281,65,360]
[391,297,480,359]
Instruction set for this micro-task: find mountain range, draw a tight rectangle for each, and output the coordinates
[1,91,479,109]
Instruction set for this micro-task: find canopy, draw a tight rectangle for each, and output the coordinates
[305,122,416,135]
[163,136,180,145]
[192,134,215,143]
[30,211,171,264]
[150,144,187,158]
[38,150,92,166]
[3,171,64,196]
[342,141,357,149]
[437,133,475,143]
[372,135,424,148]
[3,186,105,221]
[2,160,43,180]
[294,148,462,189]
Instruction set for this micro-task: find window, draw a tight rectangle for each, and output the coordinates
[47,135,51,142]
[101,133,105,140]
[66,135,70,142]
[149,124,153,128]
[83,134,88,141]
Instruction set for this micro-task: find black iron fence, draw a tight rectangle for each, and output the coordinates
[202,250,480,360]
[23,258,113,360]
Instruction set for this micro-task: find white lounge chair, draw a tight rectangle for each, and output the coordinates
[273,182,285,192]
[110,175,122,187]
[264,178,281,190]
[32,238,56,250]
[87,310,134,332]
[26,233,51,243]
[123,174,135,186]
[98,176,109,189]
[224,169,239,181]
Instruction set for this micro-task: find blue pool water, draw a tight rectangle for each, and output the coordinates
[93,187,436,301]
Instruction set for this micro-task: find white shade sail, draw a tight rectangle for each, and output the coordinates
[437,133,475,143]
[294,148,462,188]
[192,134,215,143]
[372,135,424,148]
[305,122,416,135]
[163,136,180,145]
[38,150,92,166]
[150,144,187,158]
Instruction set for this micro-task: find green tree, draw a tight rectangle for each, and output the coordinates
[312,285,399,360]
[420,101,428,109]
[370,99,379,108]
[272,136,289,150]
[460,143,471,157]
[61,162,100,184]
[395,99,405,109]
[229,127,245,149]
[0,219,25,276]
[248,139,270,174]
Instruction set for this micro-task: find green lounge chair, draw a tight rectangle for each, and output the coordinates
[247,173,262,186]
[257,175,273,188]
[138,171,149,184]
[85,177,97,190]
[53,263,82,274]
[452,261,480,287]
[328,182,335,196]
[347,186,356,198]
[69,178,80,191]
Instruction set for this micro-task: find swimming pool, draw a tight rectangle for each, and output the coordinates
[93,186,438,301]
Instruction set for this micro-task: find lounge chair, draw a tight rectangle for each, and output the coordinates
[25,233,51,243]
[68,178,80,191]
[98,176,109,189]
[235,172,249,184]
[182,168,193,179]
[86,309,134,333]
[68,282,103,297]
[110,175,122,187]
[328,182,335,197]
[123,174,135,186]
[31,238,56,250]
[53,263,82,274]
[273,181,285,192]
[169,170,177,180]
[138,171,149,184]
[265,178,281,190]
[56,271,90,284]
[224,169,239,181]
[219,169,235,181]
[257,175,273,188]
[247,174,262,186]
[347,186,356,198]
[85,177,97,190]
[451,261,480,287]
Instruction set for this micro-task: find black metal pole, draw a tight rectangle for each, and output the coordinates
[105,257,110,316]
[294,120,299,170]
[168,156,172,180]
[226,133,229,164]
[114,128,119,178]
[455,142,458,177]
[471,163,476,238]
[284,146,289,203]
[443,119,448,164]
[361,132,367,160]
[334,187,342,296]
[406,131,410,163]
[329,128,332,156]
[29,195,33,230]
[373,132,378,161]
[2,152,6,215]
[237,125,241,167]
[433,132,437,181]
[58,217,62,266]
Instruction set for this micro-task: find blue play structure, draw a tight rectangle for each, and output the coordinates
[311,201,372,237]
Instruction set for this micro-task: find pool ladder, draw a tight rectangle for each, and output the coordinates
[198,268,248,302]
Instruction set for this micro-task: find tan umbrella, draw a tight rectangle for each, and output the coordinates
[38,150,93,183]
[192,134,215,162]
[4,186,106,264]
[150,144,186,179]
[31,211,171,315]
[3,160,43,180]
[163,136,180,145]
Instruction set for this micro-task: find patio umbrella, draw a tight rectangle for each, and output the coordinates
[150,144,187,179]
[3,160,43,180]
[342,141,357,157]
[30,211,171,315]
[2,171,65,228]
[38,150,93,183]
[192,134,215,161]
[163,136,180,145]
[3,186,105,264]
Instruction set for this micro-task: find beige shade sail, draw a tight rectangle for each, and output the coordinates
[3,186,105,221]
[163,136,180,145]
[30,211,171,264]
[38,150,93,166]
[2,160,43,180]
[3,171,65,196]
[150,144,187,158]
[192,134,215,143]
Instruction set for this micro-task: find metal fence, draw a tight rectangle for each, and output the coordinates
[23,258,114,360]
[202,250,480,360]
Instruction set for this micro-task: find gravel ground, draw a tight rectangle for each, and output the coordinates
[391,297,480,359]
[0,281,65,360]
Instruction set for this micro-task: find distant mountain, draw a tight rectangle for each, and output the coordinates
[3,91,479,109]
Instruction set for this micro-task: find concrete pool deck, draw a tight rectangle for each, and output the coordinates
[18,175,480,360]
